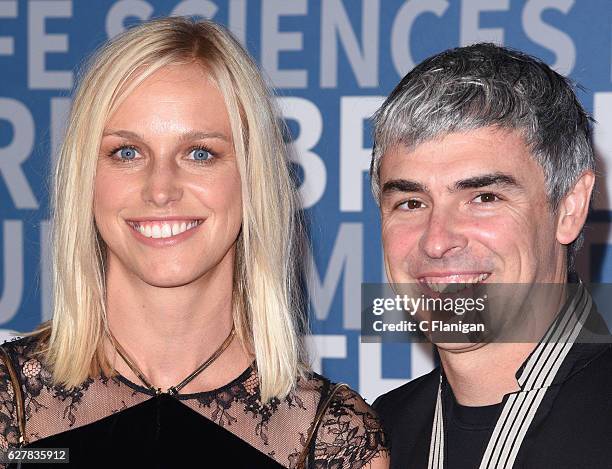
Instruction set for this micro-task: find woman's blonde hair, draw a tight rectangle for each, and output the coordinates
[40,17,307,401]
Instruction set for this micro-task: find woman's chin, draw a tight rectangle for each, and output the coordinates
[137,270,203,289]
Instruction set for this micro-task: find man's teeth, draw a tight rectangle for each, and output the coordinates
[129,220,201,239]
[423,273,489,293]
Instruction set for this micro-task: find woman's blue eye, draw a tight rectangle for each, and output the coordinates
[118,147,137,160]
[191,148,211,161]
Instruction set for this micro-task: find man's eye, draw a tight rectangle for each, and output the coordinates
[472,193,500,203]
[398,199,425,210]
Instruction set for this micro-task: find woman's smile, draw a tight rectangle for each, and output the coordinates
[125,218,205,246]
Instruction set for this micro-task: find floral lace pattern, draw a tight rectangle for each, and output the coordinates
[0,336,387,468]
[191,371,307,447]
[311,387,388,468]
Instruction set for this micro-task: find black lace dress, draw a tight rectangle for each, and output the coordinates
[0,336,387,468]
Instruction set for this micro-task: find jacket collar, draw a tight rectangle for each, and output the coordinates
[514,281,611,391]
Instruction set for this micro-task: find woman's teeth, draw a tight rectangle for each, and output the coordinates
[421,273,490,293]
[128,220,202,239]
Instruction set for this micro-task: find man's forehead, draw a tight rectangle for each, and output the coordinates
[379,127,539,185]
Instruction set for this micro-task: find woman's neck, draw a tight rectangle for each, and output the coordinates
[103,250,251,393]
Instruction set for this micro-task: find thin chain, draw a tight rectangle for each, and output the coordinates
[107,325,236,395]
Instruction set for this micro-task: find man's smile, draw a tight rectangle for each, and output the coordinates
[417,272,491,293]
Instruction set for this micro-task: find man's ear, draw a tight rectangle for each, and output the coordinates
[556,171,595,245]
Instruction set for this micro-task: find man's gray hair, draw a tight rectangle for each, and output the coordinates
[371,43,594,269]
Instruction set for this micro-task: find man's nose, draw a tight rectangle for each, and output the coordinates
[141,158,183,207]
[418,204,468,259]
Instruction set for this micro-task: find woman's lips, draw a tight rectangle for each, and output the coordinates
[127,219,203,239]
[126,219,204,247]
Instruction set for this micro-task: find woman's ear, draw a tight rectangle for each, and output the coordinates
[556,171,595,245]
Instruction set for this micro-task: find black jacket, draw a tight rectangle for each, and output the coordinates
[373,303,612,468]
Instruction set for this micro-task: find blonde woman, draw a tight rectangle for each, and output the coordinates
[0,17,387,469]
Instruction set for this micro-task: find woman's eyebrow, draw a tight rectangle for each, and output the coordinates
[176,130,230,143]
[102,129,230,142]
[102,129,144,140]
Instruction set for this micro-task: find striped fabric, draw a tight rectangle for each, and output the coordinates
[428,376,445,469]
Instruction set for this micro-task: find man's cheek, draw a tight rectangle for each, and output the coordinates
[383,223,420,264]
[465,218,512,244]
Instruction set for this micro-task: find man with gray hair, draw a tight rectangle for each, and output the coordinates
[371,43,612,468]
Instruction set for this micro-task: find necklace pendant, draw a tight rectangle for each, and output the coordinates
[108,325,235,400]
[154,386,177,396]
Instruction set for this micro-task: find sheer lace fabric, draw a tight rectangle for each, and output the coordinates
[0,336,386,468]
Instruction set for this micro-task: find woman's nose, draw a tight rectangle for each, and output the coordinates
[141,158,184,208]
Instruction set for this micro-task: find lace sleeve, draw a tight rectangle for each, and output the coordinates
[311,385,388,468]
[0,352,21,469]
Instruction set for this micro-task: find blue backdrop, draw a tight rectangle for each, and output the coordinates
[1,0,611,402]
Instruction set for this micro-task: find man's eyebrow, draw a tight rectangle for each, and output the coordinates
[452,173,521,191]
[381,179,429,195]
[102,129,229,142]
[380,173,520,196]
